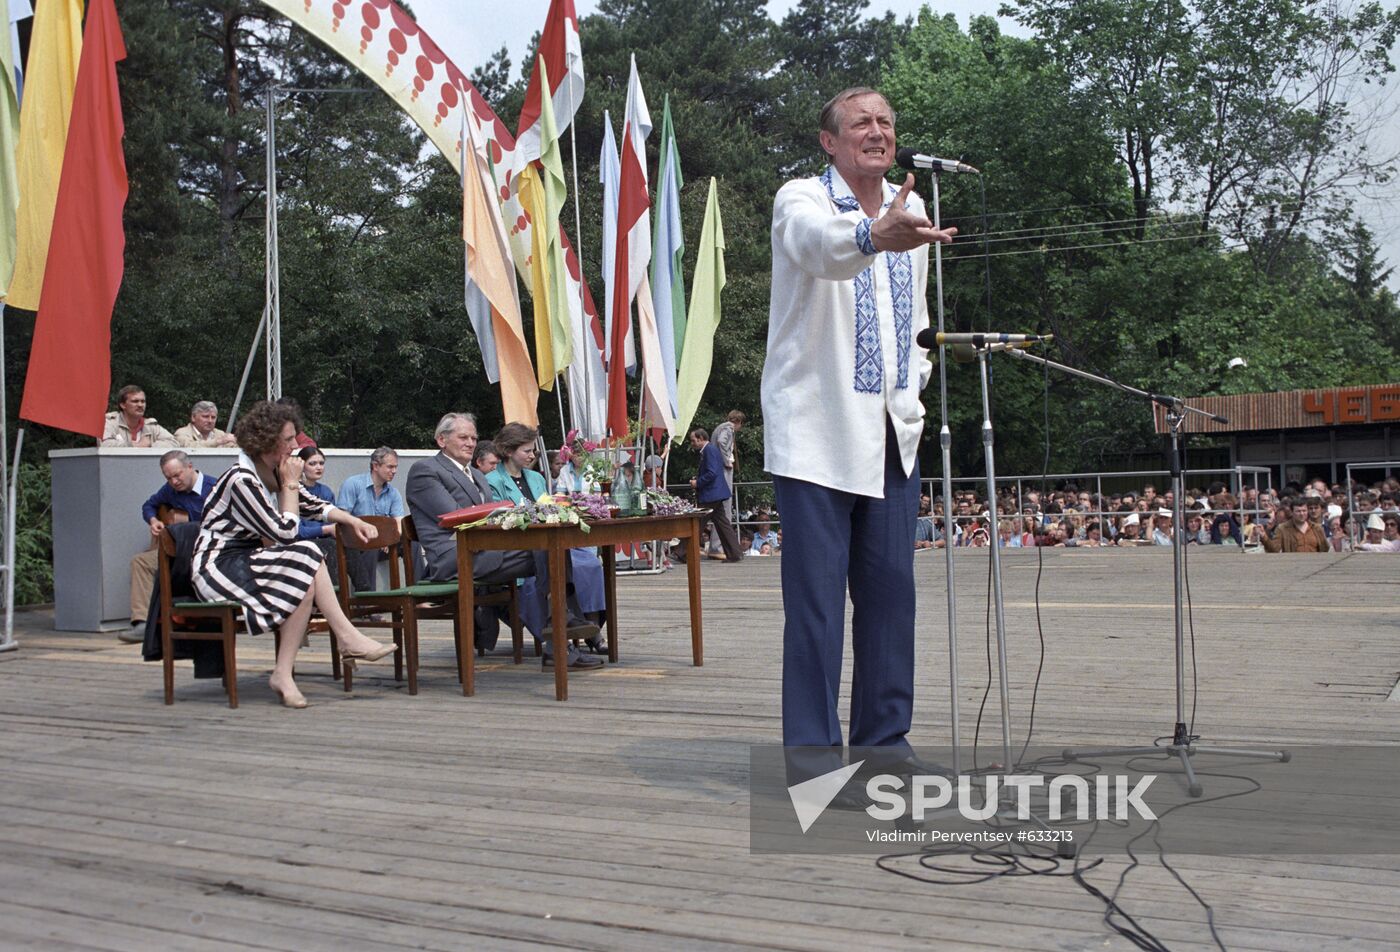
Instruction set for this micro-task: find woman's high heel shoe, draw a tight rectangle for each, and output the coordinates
[271,682,309,709]
[339,640,398,663]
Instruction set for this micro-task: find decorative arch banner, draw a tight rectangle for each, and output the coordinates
[258,0,608,432]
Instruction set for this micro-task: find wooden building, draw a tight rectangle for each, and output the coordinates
[1153,383,1400,486]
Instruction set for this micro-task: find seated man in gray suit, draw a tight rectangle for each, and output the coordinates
[405,412,601,670]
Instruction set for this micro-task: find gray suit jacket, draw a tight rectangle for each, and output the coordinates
[406,452,507,582]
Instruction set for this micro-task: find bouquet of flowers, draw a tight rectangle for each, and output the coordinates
[567,492,614,521]
[455,494,590,534]
[643,488,705,516]
[557,429,615,489]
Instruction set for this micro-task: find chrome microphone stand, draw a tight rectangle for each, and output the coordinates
[926,169,963,775]
[975,347,1016,774]
[992,346,1289,796]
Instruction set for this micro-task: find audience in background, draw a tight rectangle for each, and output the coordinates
[173,400,238,448]
[101,385,177,448]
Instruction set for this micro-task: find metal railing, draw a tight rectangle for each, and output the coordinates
[1345,461,1400,548]
[668,468,1281,554]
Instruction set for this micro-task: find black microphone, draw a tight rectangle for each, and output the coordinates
[896,147,979,175]
[915,329,1051,349]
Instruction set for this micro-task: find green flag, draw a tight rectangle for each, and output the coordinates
[537,60,574,380]
[0,0,21,297]
[672,177,725,443]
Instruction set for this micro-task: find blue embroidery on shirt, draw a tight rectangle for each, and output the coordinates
[855,217,877,256]
[888,251,913,388]
[820,167,914,394]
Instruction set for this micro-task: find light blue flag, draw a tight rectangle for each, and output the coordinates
[650,95,684,417]
[460,114,499,382]
[8,0,28,104]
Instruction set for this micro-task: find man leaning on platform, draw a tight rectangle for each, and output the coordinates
[121,450,217,643]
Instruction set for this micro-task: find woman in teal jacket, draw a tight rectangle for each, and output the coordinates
[488,423,608,655]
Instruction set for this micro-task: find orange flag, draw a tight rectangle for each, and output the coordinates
[463,110,538,426]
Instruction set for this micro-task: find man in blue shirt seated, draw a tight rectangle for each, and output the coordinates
[336,446,407,592]
[122,450,217,643]
[749,510,780,554]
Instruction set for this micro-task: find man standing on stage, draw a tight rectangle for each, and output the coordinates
[762,88,956,782]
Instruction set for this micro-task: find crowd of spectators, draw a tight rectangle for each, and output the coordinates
[707,475,1400,559]
[906,477,1400,554]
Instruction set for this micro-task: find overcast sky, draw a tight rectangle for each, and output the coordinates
[406,0,1398,285]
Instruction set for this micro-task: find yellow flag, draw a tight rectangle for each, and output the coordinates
[8,0,82,310]
[517,164,556,391]
[535,60,573,379]
[515,59,573,391]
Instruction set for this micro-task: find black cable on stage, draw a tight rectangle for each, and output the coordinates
[1183,531,1200,738]
[1019,354,1051,767]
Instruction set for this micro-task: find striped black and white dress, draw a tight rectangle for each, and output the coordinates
[192,452,336,634]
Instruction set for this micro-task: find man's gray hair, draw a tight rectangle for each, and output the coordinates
[370,446,398,467]
[818,87,893,137]
[191,400,217,416]
[433,411,477,442]
[159,450,190,469]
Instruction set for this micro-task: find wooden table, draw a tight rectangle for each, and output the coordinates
[453,513,705,700]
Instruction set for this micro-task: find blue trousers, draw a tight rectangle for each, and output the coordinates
[774,418,919,753]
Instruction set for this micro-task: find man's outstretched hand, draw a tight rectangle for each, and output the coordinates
[869,174,958,253]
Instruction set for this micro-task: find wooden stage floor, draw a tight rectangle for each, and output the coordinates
[1,547,1398,950]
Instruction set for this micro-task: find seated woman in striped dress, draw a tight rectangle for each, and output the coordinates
[192,401,397,708]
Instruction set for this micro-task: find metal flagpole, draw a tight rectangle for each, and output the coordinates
[554,377,567,435]
[262,86,369,406]
[4,427,20,650]
[566,79,594,438]
[264,87,282,401]
[0,303,15,652]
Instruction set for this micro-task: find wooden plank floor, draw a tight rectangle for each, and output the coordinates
[2,547,1398,951]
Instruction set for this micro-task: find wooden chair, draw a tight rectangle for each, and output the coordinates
[398,516,525,673]
[334,516,416,692]
[156,530,242,707]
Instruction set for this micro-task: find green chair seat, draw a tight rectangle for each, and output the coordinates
[172,599,242,610]
[358,581,460,599]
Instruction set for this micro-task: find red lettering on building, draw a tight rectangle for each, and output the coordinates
[1302,386,1400,425]
[1302,391,1335,424]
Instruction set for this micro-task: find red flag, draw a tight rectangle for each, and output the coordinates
[606,56,651,439]
[515,0,584,162]
[20,0,127,439]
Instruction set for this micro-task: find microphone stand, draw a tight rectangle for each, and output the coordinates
[993,346,1289,796]
[975,348,1015,775]
[927,168,963,775]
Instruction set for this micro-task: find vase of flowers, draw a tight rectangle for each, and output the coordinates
[558,429,616,493]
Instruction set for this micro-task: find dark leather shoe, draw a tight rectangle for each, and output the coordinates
[894,753,954,778]
[827,783,877,812]
[855,752,953,786]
